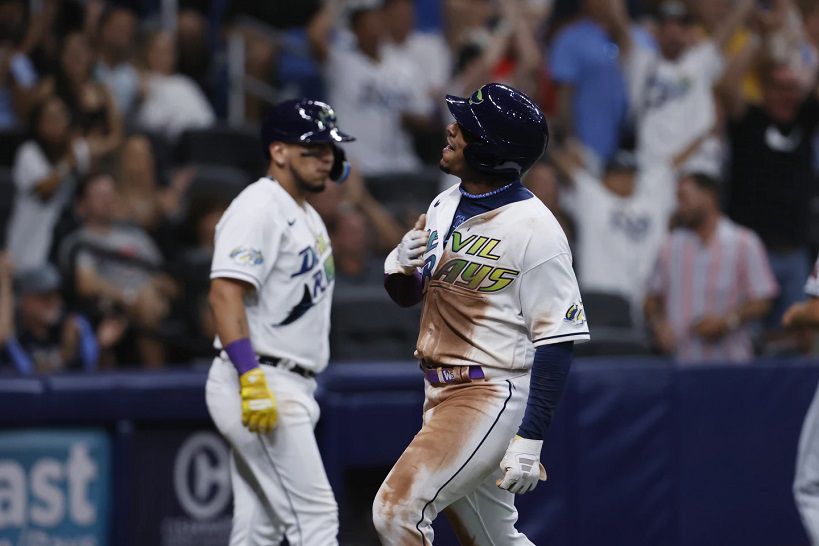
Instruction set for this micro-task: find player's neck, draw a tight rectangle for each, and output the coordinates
[268,168,308,205]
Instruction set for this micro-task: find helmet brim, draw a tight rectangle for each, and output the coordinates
[445,95,486,141]
[296,127,356,143]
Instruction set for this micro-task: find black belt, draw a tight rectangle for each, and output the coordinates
[258,355,316,379]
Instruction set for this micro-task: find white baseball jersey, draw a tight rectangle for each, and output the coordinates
[388,184,589,371]
[806,257,819,297]
[210,177,335,372]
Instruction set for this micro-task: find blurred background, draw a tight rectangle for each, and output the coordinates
[1,0,819,544]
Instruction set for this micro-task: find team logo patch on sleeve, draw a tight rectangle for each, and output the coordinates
[230,247,264,266]
[564,302,586,325]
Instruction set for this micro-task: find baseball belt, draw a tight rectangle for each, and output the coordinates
[258,355,316,379]
[421,361,486,386]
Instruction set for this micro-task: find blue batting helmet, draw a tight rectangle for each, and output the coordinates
[445,83,548,177]
[261,99,355,181]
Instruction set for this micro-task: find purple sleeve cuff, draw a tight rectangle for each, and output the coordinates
[384,271,423,307]
[224,337,258,375]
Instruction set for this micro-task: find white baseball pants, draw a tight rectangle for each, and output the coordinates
[206,356,338,546]
[373,370,536,545]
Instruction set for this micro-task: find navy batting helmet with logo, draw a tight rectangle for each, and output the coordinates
[261,99,355,182]
[445,83,549,178]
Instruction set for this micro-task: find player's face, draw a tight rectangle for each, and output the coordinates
[440,122,470,177]
[289,143,334,193]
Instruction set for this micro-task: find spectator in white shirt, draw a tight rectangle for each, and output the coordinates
[6,95,91,271]
[135,28,215,141]
[308,0,424,176]
[615,0,756,175]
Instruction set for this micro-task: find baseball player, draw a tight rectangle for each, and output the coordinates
[373,83,590,544]
[786,259,819,544]
[205,98,353,545]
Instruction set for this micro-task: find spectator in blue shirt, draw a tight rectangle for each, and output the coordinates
[0,257,110,375]
[549,0,652,167]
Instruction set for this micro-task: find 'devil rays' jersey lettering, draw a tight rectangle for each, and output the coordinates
[431,231,519,293]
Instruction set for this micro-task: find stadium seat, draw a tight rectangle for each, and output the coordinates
[175,125,266,178]
[575,291,651,357]
[187,163,251,201]
[330,285,421,361]
[0,130,26,168]
[582,291,634,329]
[364,169,441,213]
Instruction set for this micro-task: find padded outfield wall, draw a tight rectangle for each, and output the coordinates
[0,358,816,545]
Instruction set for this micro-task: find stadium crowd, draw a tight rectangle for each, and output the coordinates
[0,0,817,372]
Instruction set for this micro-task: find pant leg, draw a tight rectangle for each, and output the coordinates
[228,450,285,546]
[795,382,819,545]
[442,467,534,546]
[207,358,339,546]
[372,373,529,546]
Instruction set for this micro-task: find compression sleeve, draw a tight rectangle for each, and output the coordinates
[384,271,423,307]
[517,341,573,441]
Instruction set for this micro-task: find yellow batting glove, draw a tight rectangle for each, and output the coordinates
[239,368,278,433]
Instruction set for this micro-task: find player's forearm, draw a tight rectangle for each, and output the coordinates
[517,342,573,441]
[384,271,423,307]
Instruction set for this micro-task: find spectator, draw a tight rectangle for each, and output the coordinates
[36,31,123,158]
[308,166,404,254]
[329,206,385,289]
[722,55,819,329]
[382,0,451,105]
[94,5,139,115]
[0,0,38,129]
[59,172,176,368]
[551,145,675,320]
[447,0,546,102]
[171,193,228,362]
[644,172,778,364]
[6,95,91,270]
[548,0,653,167]
[620,0,755,174]
[0,254,124,375]
[308,0,424,175]
[135,28,215,141]
[523,160,575,247]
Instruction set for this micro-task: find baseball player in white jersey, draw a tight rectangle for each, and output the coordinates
[373,83,590,544]
[205,98,354,545]
[786,258,819,544]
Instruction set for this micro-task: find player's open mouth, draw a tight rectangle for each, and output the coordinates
[443,140,455,153]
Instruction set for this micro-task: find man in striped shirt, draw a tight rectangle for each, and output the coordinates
[644,172,778,363]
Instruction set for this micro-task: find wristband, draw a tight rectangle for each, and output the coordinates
[224,337,258,375]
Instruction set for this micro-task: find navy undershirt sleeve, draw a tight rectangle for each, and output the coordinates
[384,271,424,307]
[517,341,574,441]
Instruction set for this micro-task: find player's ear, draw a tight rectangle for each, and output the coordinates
[269,142,289,168]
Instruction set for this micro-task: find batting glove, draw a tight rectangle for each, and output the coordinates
[395,230,429,274]
[497,436,548,494]
[239,368,277,433]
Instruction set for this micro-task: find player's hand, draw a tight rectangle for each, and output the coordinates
[239,368,277,433]
[497,436,547,494]
[396,214,429,275]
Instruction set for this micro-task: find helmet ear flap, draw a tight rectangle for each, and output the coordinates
[464,141,522,177]
[330,144,351,183]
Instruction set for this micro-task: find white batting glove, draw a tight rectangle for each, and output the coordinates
[497,436,547,494]
[391,214,428,275]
